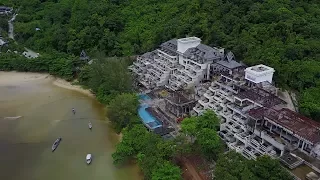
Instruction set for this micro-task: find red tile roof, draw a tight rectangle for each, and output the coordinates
[249,108,320,144]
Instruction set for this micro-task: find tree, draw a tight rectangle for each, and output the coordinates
[299,87,320,121]
[112,125,149,165]
[196,128,223,160]
[87,58,133,104]
[180,116,197,142]
[173,134,192,157]
[197,110,220,130]
[151,161,182,180]
[107,93,139,132]
[215,151,293,180]
[248,156,293,180]
[215,151,247,180]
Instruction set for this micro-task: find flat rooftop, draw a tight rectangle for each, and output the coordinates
[216,59,243,69]
[178,37,201,42]
[235,88,285,108]
[245,64,275,74]
[160,39,177,52]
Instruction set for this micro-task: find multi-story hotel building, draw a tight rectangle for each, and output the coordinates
[192,64,320,163]
[129,37,227,91]
[131,37,320,175]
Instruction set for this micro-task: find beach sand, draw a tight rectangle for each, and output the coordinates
[0,71,94,98]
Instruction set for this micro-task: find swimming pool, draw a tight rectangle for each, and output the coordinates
[138,94,151,101]
[138,104,162,130]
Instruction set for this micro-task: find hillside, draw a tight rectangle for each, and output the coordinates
[1,0,320,120]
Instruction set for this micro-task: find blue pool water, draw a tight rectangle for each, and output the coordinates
[138,104,162,129]
[138,94,151,101]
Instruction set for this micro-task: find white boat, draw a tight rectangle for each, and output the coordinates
[86,154,92,164]
[52,137,62,152]
[88,122,92,130]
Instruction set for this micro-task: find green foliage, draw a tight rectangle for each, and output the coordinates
[196,110,220,130]
[5,0,320,119]
[83,58,133,104]
[299,87,320,121]
[107,93,140,132]
[0,53,78,80]
[112,125,181,179]
[180,116,197,139]
[112,125,149,165]
[151,161,182,180]
[181,110,223,160]
[197,128,223,160]
[215,151,292,180]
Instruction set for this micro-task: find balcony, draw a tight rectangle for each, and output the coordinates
[261,131,285,151]
[193,104,205,114]
[213,94,223,102]
[232,115,247,126]
[219,130,228,139]
[188,64,202,72]
[209,84,219,91]
[227,104,245,116]
[220,109,232,118]
[235,131,250,143]
[232,125,243,133]
[242,146,263,160]
[157,49,177,59]
[199,97,210,106]
[225,133,236,143]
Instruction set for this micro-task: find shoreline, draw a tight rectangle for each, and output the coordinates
[0,71,95,98]
[52,78,95,98]
[0,71,123,140]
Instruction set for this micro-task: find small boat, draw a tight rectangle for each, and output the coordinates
[88,122,92,130]
[52,137,62,152]
[86,154,92,164]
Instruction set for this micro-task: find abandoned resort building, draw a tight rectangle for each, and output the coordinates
[0,6,13,15]
[129,36,320,179]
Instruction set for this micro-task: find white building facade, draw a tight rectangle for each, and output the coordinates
[129,37,225,90]
[192,64,320,161]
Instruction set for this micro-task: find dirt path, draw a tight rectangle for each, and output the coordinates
[181,157,203,180]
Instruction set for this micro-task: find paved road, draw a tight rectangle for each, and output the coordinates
[8,14,17,40]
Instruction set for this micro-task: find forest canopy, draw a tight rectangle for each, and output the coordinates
[1,0,320,120]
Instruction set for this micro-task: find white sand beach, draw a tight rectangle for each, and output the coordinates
[0,71,94,97]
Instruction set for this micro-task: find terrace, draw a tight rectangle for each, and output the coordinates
[204,90,214,99]
[232,114,247,126]
[199,97,210,106]
[235,88,285,108]
[280,152,304,170]
[234,131,251,143]
[219,109,232,118]
[242,146,263,160]
[158,48,177,59]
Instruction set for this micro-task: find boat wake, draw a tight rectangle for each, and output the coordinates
[50,119,62,126]
[3,116,22,120]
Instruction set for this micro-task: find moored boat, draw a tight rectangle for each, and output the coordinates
[88,122,92,130]
[86,154,92,164]
[52,137,62,152]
